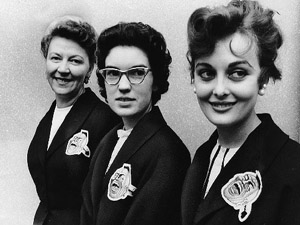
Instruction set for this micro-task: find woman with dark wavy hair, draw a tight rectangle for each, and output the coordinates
[27,16,120,225]
[181,1,300,224]
[80,22,190,225]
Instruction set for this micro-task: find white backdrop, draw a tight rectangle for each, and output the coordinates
[1,0,300,224]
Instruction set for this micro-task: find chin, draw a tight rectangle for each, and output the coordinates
[53,89,71,96]
[113,108,136,117]
[206,116,235,128]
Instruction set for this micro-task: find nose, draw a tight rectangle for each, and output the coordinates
[57,60,70,74]
[213,75,229,97]
[118,74,131,92]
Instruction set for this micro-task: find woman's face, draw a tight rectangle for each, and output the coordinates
[104,46,154,128]
[46,36,90,103]
[193,33,263,129]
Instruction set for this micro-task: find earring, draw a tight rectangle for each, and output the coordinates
[258,84,267,96]
[84,76,90,84]
[193,87,196,94]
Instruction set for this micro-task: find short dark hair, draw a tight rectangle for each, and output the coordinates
[96,22,172,105]
[41,18,97,70]
[187,0,283,87]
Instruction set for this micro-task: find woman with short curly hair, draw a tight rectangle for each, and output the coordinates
[27,16,120,225]
[81,22,190,225]
[181,1,300,224]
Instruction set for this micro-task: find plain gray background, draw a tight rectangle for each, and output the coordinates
[1,0,300,224]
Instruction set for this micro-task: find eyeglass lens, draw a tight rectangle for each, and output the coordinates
[102,67,150,84]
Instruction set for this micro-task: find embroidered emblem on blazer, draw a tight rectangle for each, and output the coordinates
[66,129,90,158]
[221,170,262,222]
[107,163,137,201]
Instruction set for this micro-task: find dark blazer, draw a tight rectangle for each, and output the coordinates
[81,106,191,225]
[27,88,120,225]
[181,114,300,225]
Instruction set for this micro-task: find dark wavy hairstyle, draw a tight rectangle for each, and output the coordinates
[187,0,283,87]
[41,18,97,70]
[96,22,172,105]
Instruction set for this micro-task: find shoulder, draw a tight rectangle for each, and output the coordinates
[146,124,191,165]
[135,107,189,156]
[256,115,300,187]
[133,125,190,185]
[31,101,56,134]
[276,137,300,168]
[79,88,110,111]
[77,88,120,121]
[259,114,300,168]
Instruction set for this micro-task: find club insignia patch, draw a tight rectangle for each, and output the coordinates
[221,170,262,222]
[66,129,90,158]
[107,163,137,201]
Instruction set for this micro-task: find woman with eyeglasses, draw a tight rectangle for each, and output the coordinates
[181,1,300,225]
[27,16,120,225]
[80,22,191,225]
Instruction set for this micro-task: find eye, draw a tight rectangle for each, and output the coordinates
[129,68,146,77]
[70,58,83,65]
[50,56,61,62]
[228,70,248,81]
[106,69,120,77]
[194,68,215,81]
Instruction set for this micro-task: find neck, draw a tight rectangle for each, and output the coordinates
[56,88,85,108]
[122,104,153,130]
[217,113,261,148]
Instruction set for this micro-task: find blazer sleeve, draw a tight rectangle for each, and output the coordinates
[80,165,93,225]
[80,138,107,225]
[273,140,300,225]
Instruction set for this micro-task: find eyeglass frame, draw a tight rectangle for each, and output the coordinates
[97,67,152,85]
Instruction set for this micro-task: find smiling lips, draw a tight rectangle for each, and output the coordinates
[209,101,236,111]
[54,77,72,85]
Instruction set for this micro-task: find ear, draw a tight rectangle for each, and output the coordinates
[258,84,267,96]
[84,72,92,84]
[192,80,196,94]
[86,65,94,80]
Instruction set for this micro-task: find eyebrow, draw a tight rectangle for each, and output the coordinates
[195,61,253,69]
[228,60,253,69]
[194,62,213,69]
[48,52,84,59]
[104,64,148,69]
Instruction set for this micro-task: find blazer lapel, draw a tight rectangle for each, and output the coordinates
[36,102,55,165]
[90,126,121,209]
[103,107,165,187]
[46,89,97,158]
